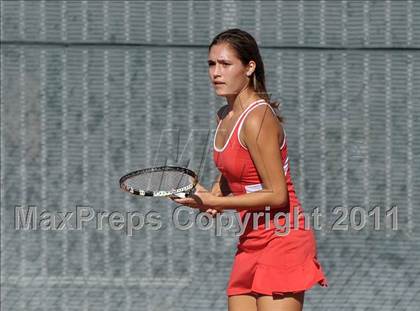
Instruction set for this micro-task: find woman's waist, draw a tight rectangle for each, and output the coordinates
[237,217,312,251]
[238,206,304,226]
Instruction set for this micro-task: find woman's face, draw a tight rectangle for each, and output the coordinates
[208,43,250,97]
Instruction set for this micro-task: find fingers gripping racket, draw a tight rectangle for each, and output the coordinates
[119,166,198,198]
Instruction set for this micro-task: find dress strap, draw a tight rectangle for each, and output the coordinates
[213,99,265,152]
[236,102,286,150]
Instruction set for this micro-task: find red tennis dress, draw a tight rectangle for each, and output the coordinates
[213,99,328,297]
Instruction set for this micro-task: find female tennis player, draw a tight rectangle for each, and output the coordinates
[173,28,328,311]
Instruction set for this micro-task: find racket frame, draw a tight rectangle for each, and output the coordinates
[119,165,198,197]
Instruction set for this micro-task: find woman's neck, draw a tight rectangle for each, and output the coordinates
[226,87,261,114]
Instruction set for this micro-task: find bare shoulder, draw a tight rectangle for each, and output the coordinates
[244,104,282,132]
[242,104,284,144]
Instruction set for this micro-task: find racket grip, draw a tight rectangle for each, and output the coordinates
[169,187,196,199]
[185,187,196,198]
[174,187,196,199]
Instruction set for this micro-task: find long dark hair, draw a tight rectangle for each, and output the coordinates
[208,28,283,123]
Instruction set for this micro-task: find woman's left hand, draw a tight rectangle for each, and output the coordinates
[171,183,219,210]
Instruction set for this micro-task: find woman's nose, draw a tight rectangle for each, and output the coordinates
[213,64,221,77]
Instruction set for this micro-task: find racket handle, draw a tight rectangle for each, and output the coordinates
[173,187,196,199]
[185,187,196,198]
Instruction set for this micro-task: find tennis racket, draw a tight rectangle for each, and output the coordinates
[119,165,198,198]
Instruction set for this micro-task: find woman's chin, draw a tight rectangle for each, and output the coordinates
[214,90,235,97]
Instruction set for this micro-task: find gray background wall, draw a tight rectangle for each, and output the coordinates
[1,1,420,310]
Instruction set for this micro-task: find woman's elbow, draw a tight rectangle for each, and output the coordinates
[269,192,289,210]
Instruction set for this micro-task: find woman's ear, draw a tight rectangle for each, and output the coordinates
[247,61,256,76]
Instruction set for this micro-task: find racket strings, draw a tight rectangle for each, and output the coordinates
[124,170,192,193]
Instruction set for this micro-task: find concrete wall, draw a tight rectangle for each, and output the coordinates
[1,1,420,310]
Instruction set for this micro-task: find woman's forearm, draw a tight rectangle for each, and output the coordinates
[211,190,289,212]
[207,174,289,211]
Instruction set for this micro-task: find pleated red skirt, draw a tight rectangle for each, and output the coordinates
[226,227,328,297]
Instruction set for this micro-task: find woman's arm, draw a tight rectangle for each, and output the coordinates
[204,173,229,216]
[210,105,289,212]
[174,105,287,212]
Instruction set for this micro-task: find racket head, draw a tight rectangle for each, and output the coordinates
[119,165,198,198]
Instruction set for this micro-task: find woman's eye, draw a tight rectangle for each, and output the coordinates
[207,62,229,67]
